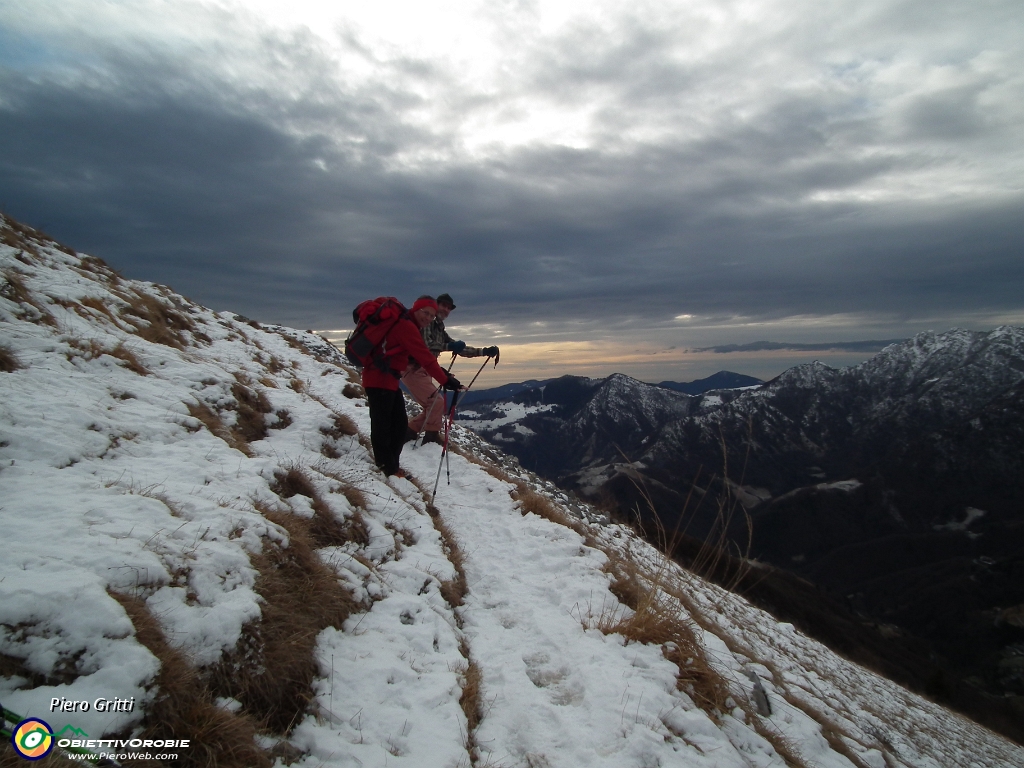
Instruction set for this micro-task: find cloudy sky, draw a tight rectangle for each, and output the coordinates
[2,0,1022,385]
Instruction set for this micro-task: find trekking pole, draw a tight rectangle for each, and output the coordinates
[430,352,497,501]
[431,389,461,503]
[463,351,497,394]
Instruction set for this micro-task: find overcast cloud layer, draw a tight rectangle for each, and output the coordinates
[2,0,1023,382]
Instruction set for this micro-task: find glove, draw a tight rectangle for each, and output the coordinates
[443,375,463,391]
[482,346,499,357]
[448,340,466,354]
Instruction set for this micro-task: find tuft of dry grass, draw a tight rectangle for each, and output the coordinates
[119,290,197,349]
[1,267,56,326]
[511,481,585,534]
[434,510,469,608]
[320,413,358,439]
[599,550,732,716]
[271,467,369,548]
[63,336,149,375]
[109,591,272,768]
[229,380,272,445]
[109,340,150,375]
[209,499,360,734]
[78,295,118,322]
[0,344,21,372]
[342,383,364,399]
[270,408,293,430]
[457,638,484,759]
[187,400,252,456]
[318,413,360,458]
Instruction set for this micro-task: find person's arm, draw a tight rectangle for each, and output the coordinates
[397,320,451,384]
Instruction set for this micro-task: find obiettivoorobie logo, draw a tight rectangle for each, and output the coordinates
[4,701,191,762]
[10,717,54,761]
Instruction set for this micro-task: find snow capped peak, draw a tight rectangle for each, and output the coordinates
[2,217,1022,767]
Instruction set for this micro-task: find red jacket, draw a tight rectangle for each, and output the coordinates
[361,316,451,391]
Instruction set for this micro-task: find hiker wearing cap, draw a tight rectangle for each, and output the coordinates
[402,293,499,444]
[364,296,462,477]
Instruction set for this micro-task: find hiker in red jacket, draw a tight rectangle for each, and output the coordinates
[363,296,462,477]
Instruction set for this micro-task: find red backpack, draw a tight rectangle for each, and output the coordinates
[344,297,409,376]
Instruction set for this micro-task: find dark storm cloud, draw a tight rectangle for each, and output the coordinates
[1,0,1023,347]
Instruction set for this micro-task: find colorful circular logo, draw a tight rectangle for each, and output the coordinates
[11,717,54,761]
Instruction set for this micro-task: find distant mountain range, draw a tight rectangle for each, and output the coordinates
[458,370,763,406]
[457,329,1024,738]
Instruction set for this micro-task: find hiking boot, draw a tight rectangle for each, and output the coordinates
[390,468,407,479]
[404,427,419,444]
[422,431,441,445]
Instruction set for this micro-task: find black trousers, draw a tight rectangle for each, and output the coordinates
[366,387,408,476]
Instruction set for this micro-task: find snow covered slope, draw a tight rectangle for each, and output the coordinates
[2,215,1022,767]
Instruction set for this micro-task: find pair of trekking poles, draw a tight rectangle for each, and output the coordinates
[420,352,497,503]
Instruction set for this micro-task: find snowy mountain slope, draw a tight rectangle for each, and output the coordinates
[1,216,1022,767]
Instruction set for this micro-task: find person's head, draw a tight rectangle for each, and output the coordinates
[436,293,456,320]
[411,296,438,328]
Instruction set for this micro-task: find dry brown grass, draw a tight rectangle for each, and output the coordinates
[457,639,484,760]
[208,498,360,735]
[187,401,253,456]
[320,440,341,459]
[109,340,150,375]
[270,467,370,548]
[434,510,470,608]
[0,344,20,372]
[310,465,371,515]
[109,592,272,768]
[1,267,56,326]
[228,379,272,445]
[65,337,144,378]
[317,412,360,458]
[270,408,293,430]
[341,383,364,399]
[78,295,119,322]
[0,213,76,257]
[629,434,757,596]
[118,289,197,349]
[186,384,275,455]
[320,413,358,442]
[598,549,732,717]
[511,481,586,534]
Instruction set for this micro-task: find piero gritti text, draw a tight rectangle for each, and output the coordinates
[50,696,136,713]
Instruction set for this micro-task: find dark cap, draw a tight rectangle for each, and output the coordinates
[437,293,456,309]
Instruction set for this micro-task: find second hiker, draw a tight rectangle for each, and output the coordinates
[402,293,499,444]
